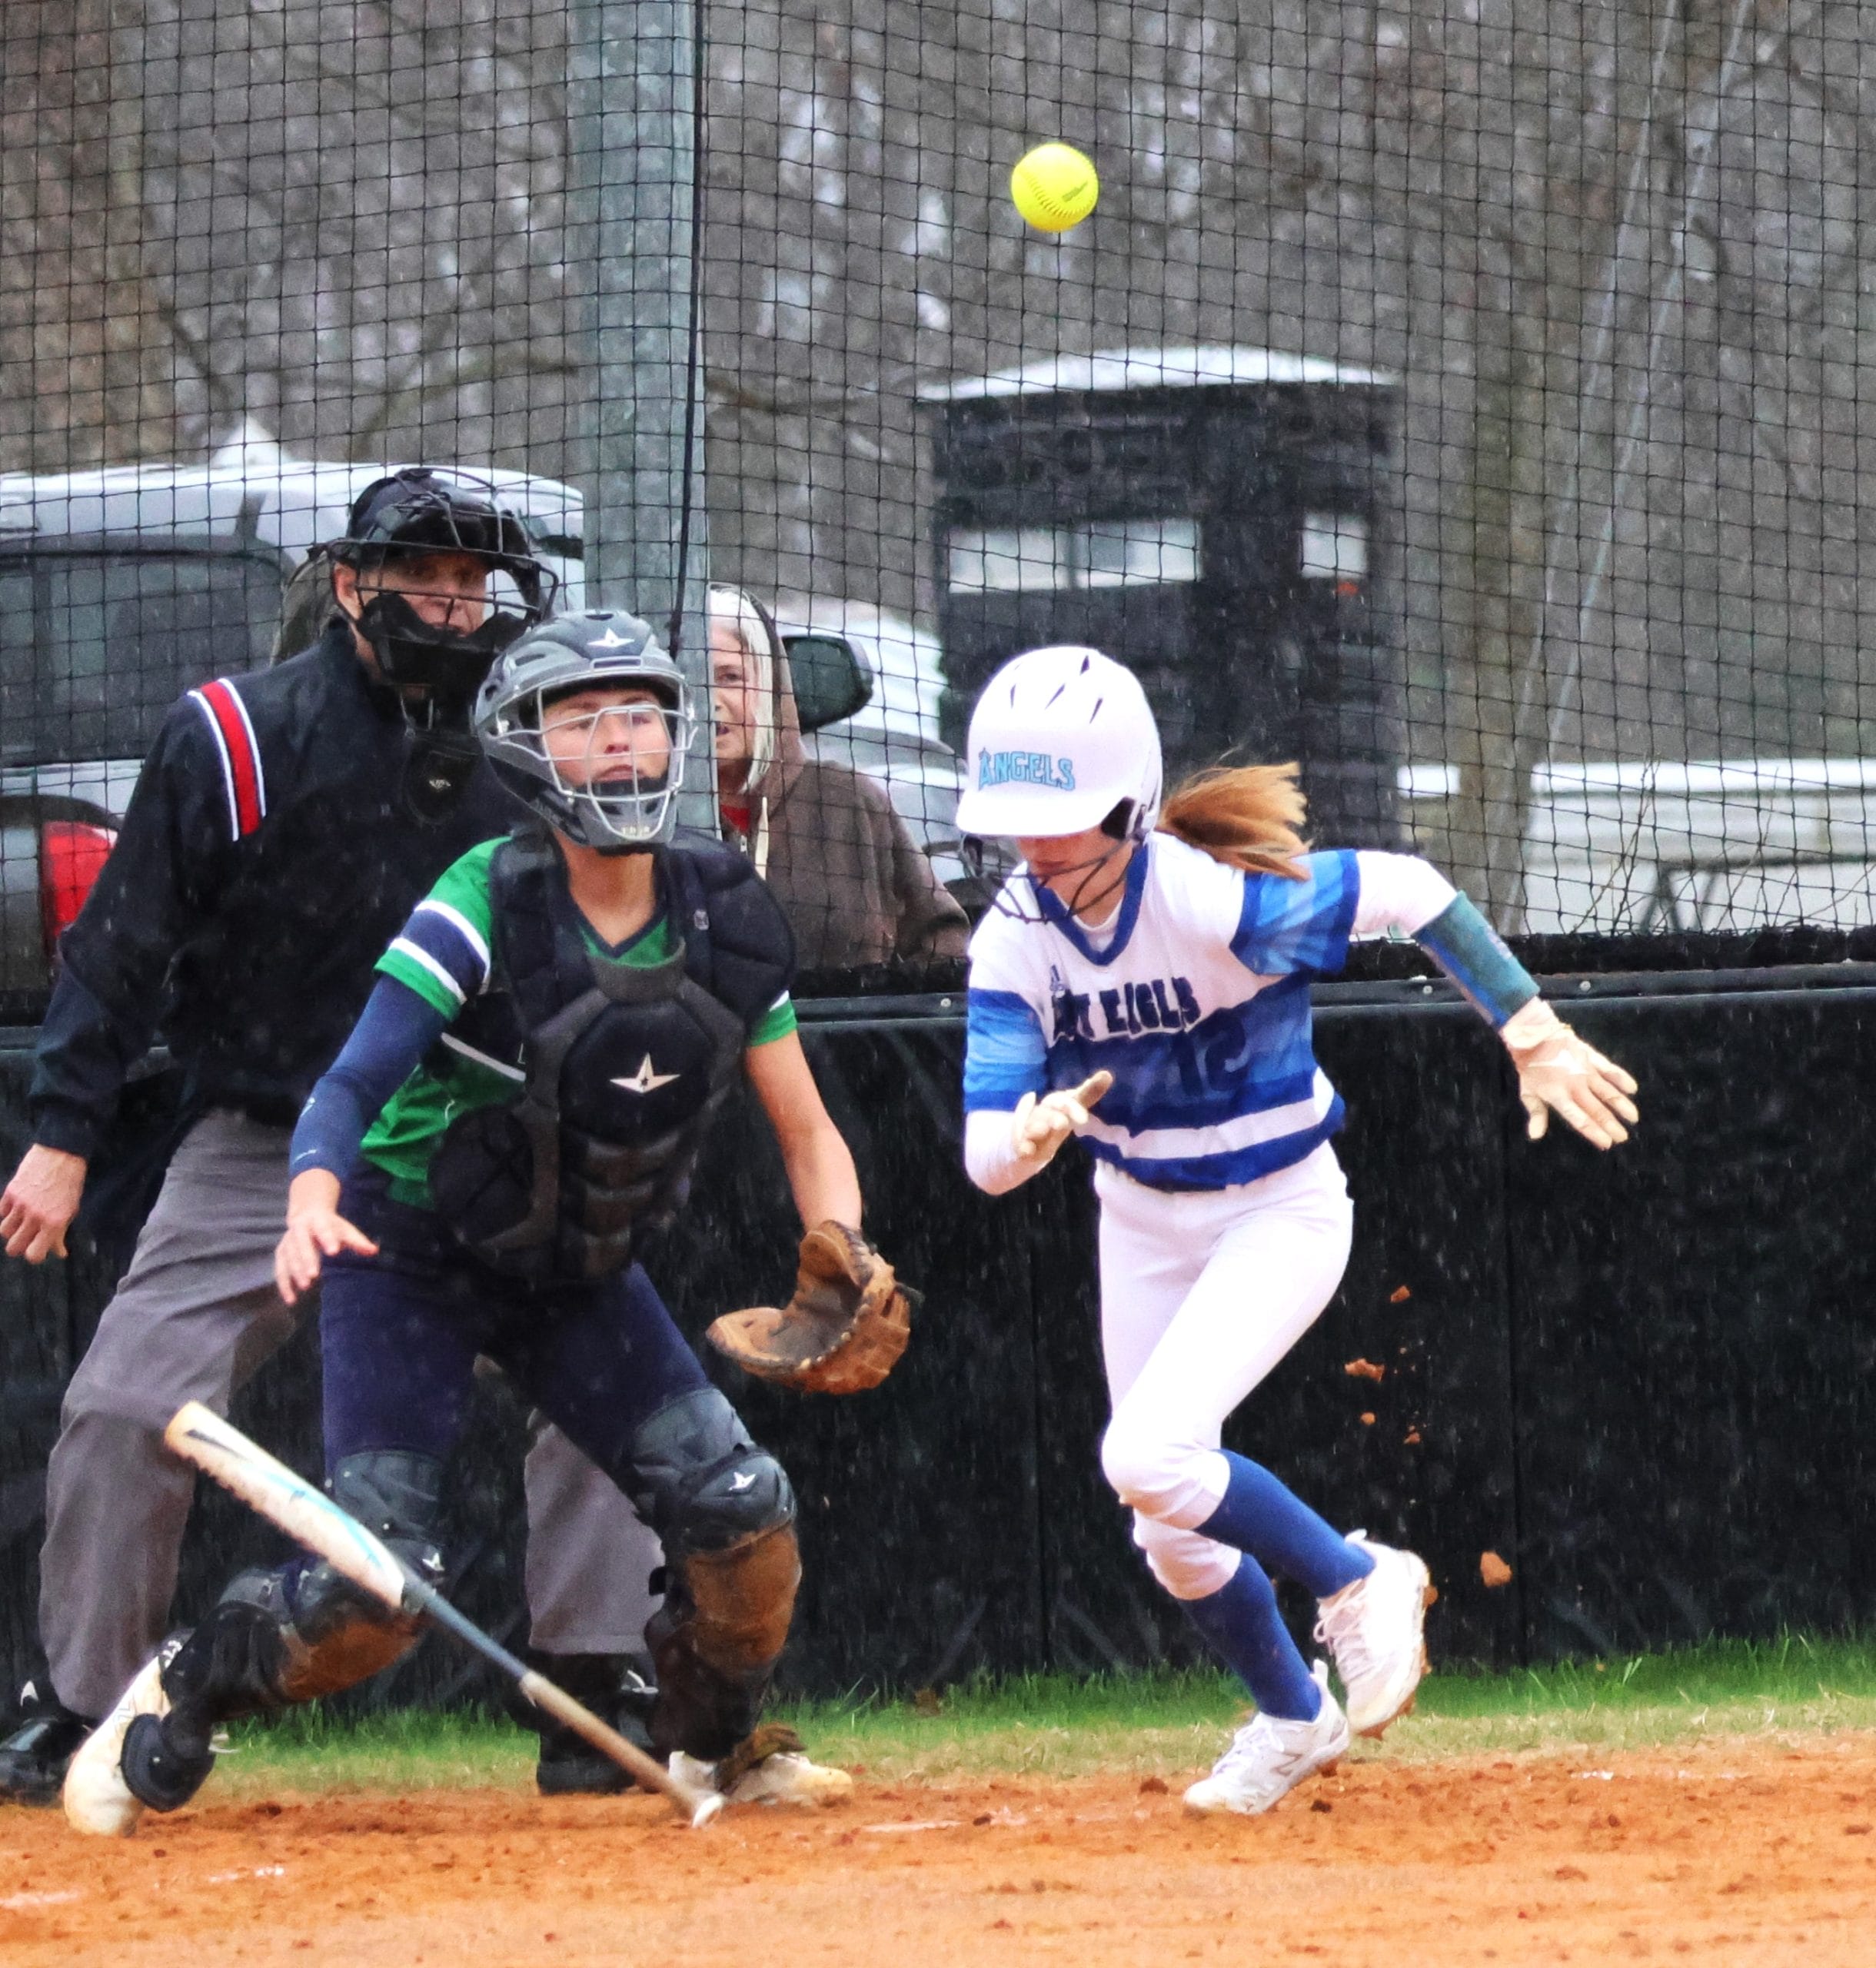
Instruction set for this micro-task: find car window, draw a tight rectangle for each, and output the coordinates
[0,550,283,766]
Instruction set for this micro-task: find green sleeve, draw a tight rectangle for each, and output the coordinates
[374,839,502,1017]
[747,993,799,1049]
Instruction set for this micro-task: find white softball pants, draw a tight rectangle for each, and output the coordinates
[1095,1142,1355,1601]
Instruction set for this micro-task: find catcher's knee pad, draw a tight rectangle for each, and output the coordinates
[124,1453,445,1813]
[273,1449,446,1701]
[619,1388,794,1557]
[167,1450,445,1716]
[621,1390,800,1760]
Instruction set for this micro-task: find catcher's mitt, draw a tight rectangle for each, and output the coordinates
[706,1222,914,1395]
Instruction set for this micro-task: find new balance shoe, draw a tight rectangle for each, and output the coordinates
[717,1747,853,1807]
[0,1683,96,1807]
[1314,1532,1435,1737]
[670,1724,853,1808]
[1182,1661,1350,1817]
[62,1642,178,1837]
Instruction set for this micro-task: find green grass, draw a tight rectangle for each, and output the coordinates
[216,1634,1876,1797]
[215,1703,532,1797]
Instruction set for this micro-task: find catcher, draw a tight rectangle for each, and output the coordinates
[62,610,912,1836]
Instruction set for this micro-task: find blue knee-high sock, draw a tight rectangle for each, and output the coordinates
[1182,1555,1321,1721]
[1194,1454,1375,1599]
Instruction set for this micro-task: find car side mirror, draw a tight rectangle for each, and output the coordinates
[782,633,874,733]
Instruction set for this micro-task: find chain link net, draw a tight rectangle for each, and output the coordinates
[2,2,1871,996]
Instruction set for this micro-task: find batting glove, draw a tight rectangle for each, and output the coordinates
[1500,999,1639,1150]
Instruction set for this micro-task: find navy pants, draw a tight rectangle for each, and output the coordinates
[321,1175,711,1483]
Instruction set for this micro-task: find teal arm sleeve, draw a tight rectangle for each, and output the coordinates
[1412,894,1541,1029]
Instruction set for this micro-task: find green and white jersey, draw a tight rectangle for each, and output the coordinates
[361,839,797,1206]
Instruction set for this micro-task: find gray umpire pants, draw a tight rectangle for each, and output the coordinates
[40,1109,664,1720]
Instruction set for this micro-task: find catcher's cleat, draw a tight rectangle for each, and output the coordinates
[670,1724,853,1808]
[0,1683,96,1807]
[62,1640,185,1837]
[1182,1661,1349,1817]
[1313,1532,1435,1738]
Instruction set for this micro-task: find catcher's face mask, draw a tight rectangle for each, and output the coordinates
[528,683,690,851]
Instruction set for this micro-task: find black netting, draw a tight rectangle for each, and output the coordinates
[3,1,1872,982]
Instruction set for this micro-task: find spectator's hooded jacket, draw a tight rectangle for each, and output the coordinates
[719,631,967,972]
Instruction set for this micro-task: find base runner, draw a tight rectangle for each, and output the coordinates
[956,646,1638,1817]
[62,611,910,1834]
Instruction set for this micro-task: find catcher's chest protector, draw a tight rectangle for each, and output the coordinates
[428,833,791,1280]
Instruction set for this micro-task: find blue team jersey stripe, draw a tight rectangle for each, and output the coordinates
[1231,849,1360,976]
[1036,976,1319,1132]
[963,987,1049,1112]
[1083,1096,1346,1192]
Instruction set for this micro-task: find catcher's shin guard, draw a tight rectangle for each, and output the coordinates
[623,1389,800,1760]
[120,1451,445,1813]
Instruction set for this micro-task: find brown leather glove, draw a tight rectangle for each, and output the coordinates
[705,1222,915,1395]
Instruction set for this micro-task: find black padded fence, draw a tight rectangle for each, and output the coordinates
[7,966,1874,1707]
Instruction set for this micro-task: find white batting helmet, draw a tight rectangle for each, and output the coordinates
[955,645,1163,840]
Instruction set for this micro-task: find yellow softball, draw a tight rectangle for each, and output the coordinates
[1010,143,1099,234]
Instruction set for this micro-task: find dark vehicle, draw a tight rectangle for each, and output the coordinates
[0,533,288,1006]
[0,449,584,1012]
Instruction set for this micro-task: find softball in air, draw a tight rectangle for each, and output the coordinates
[1010,143,1099,233]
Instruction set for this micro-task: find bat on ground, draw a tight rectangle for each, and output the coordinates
[163,1401,722,1828]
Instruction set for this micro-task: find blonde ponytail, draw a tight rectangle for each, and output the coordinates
[1156,763,1310,881]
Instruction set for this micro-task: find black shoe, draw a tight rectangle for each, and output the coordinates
[0,1682,96,1807]
[528,1652,660,1797]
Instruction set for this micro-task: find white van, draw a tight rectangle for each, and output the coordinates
[0,430,584,999]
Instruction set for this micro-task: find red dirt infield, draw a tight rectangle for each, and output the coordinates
[4,1733,1874,1965]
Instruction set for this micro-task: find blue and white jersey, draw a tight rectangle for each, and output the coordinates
[963,833,1360,1192]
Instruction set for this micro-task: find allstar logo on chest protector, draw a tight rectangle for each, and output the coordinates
[612,1054,681,1094]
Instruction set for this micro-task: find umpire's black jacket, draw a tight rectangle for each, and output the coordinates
[30,620,519,1161]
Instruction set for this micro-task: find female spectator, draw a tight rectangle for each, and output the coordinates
[708,587,968,971]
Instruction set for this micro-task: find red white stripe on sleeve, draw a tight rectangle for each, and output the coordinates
[188,679,268,840]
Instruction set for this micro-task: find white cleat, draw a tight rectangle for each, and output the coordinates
[670,1739,853,1809]
[1182,1661,1350,1817]
[1314,1532,1435,1737]
[62,1643,176,1838]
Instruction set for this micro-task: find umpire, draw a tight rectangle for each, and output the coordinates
[0,470,662,1803]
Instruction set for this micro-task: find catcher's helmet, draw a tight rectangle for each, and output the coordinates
[328,467,555,703]
[954,644,1163,843]
[475,610,691,853]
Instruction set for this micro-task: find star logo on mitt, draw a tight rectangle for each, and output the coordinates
[612,1055,680,1095]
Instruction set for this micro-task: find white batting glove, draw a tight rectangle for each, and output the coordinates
[1500,999,1639,1150]
[1010,1070,1115,1168]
